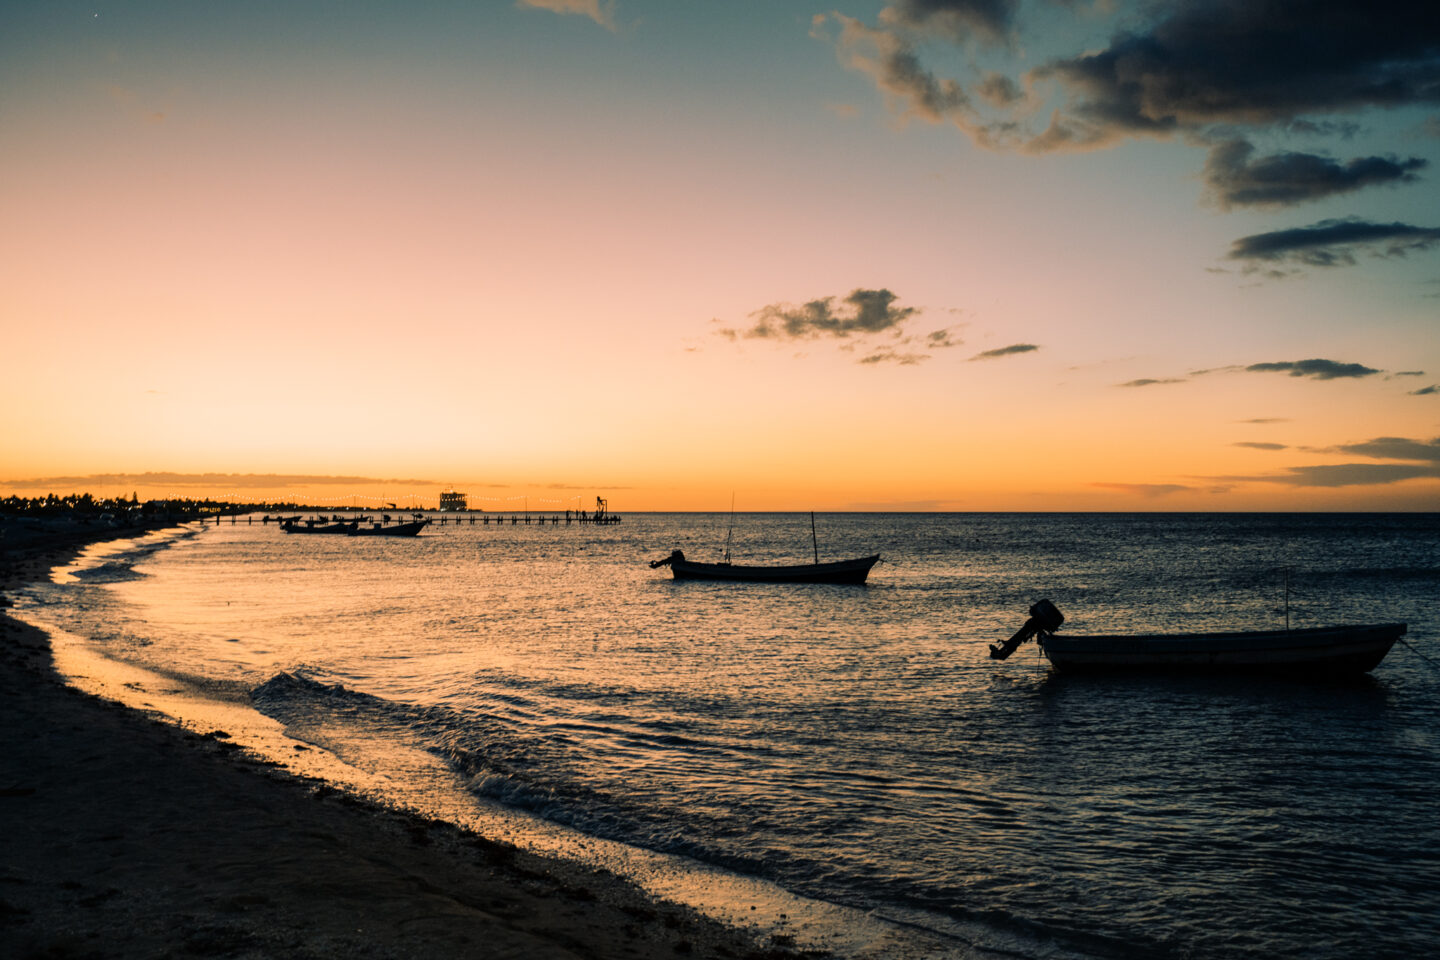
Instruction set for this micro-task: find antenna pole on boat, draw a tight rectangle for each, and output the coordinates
[1284,567,1291,633]
[811,511,819,563]
[724,493,735,563]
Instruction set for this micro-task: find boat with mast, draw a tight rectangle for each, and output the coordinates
[650,511,880,584]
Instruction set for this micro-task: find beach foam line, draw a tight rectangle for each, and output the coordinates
[15,601,993,960]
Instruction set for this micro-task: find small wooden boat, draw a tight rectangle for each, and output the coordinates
[990,600,1406,675]
[649,549,880,584]
[280,519,358,534]
[348,519,430,537]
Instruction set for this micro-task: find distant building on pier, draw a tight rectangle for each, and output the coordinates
[438,488,467,512]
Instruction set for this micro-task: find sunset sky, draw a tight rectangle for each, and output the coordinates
[4,1,1438,510]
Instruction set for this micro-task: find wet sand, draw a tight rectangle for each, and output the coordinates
[0,522,778,959]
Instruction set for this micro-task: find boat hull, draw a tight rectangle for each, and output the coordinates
[349,520,429,537]
[668,554,880,585]
[1039,623,1406,675]
[281,522,358,535]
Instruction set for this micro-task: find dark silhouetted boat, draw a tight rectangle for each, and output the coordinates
[989,599,1406,675]
[652,510,879,584]
[280,519,358,535]
[649,549,880,584]
[349,519,430,537]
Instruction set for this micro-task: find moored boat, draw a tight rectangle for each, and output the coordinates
[349,519,431,537]
[280,519,359,534]
[989,599,1407,675]
[649,549,880,585]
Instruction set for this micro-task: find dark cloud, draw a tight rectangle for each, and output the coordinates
[1203,139,1427,210]
[1245,358,1380,379]
[1395,370,1427,377]
[1329,436,1440,461]
[1034,2,1440,148]
[1234,442,1288,450]
[969,343,1039,360]
[727,288,918,341]
[1208,435,1440,487]
[1412,384,1440,395]
[1228,218,1440,267]
[1118,377,1186,388]
[827,1,1440,210]
[1216,463,1440,487]
[977,71,1023,107]
[882,0,1019,45]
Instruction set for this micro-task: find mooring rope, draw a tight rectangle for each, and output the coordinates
[1398,637,1440,674]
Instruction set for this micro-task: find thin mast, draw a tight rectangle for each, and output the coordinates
[811,511,819,563]
[724,493,735,563]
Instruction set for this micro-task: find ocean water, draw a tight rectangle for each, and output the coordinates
[14,513,1440,959]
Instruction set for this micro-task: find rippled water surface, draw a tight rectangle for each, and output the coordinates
[19,513,1440,959]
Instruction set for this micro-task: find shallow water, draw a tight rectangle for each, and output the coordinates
[16,513,1440,959]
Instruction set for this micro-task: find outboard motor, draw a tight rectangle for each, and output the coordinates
[989,599,1065,660]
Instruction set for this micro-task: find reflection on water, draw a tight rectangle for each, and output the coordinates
[15,513,1440,960]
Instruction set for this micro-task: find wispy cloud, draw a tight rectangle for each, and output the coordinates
[1213,463,1440,487]
[969,343,1038,361]
[1092,482,1231,498]
[1234,442,1289,451]
[1228,218,1440,270]
[859,348,930,366]
[1411,384,1440,396]
[1118,377,1187,388]
[1209,435,1440,486]
[1245,358,1381,380]
[517,0,616,30]
[1327,437,1440,462]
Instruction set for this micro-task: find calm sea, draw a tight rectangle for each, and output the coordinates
[15,513,1440,959]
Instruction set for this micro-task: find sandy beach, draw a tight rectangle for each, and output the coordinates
[0,523,778,960]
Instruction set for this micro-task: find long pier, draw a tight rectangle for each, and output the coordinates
[210,512,621,527]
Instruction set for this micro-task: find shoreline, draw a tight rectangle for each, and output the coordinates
[1,523,778,959]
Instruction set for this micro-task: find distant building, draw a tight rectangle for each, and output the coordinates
[438,489,467,512]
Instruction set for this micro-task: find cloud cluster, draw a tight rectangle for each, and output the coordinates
[828,2,1440,155]
[1099,435,1440,495]
[822,1,1440,269]
[726,288,918,340]
[716,288,984,365]
[1214,435,1440,487]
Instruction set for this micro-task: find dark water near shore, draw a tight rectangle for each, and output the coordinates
[16,513,1440,958]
